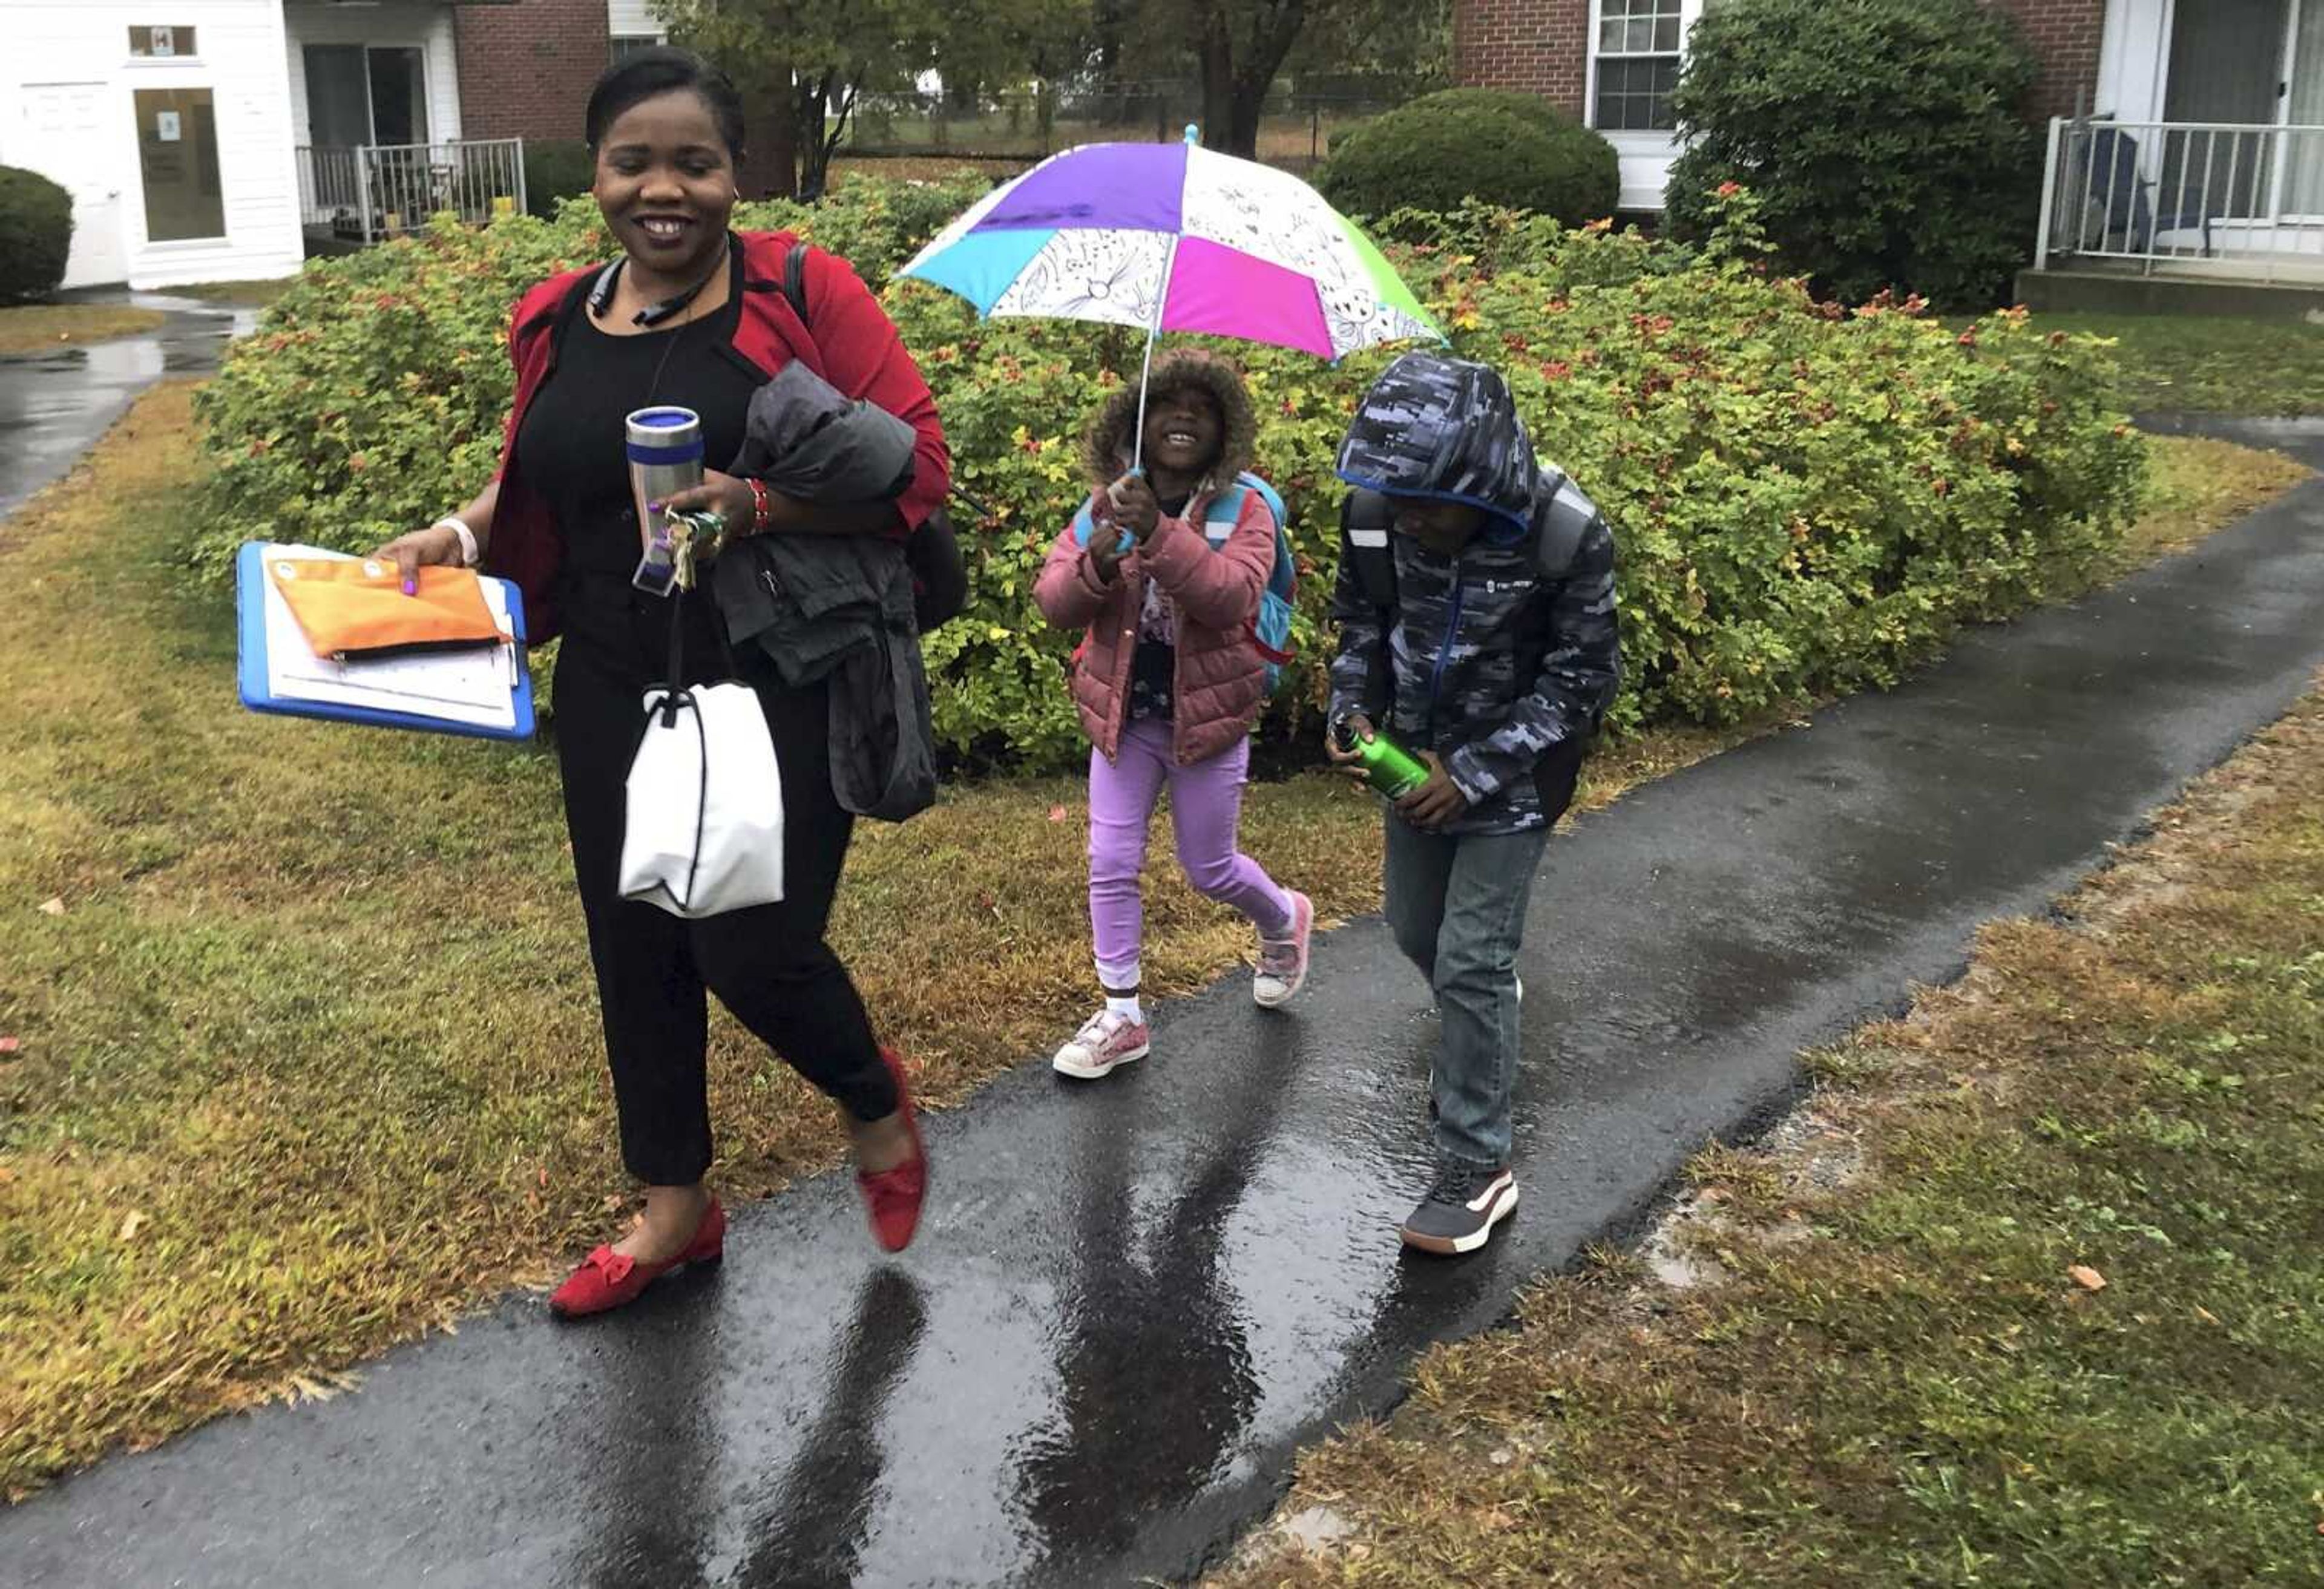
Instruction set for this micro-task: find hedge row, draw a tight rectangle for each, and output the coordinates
[191,178,2144,770]
[1318,89,1620,227]
[0,165,74,304]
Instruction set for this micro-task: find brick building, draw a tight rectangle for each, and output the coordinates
[1452,0,2319,215]
[452,0,615,143]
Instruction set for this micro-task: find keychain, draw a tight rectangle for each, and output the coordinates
[634,508,727,597]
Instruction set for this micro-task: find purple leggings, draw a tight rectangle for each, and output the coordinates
[1088,718,1293,988]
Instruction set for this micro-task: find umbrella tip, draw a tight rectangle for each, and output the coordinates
[1183,123,1200,146]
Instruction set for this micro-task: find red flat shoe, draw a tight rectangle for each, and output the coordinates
[856,1047,928,1253]
[549,1196,725,1319]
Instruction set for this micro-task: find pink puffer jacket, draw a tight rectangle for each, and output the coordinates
[1033,486,1276,766]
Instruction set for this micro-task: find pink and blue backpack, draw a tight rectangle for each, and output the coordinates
[1071,472,1298,694]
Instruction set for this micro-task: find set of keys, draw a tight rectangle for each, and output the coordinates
[631,508,730,598]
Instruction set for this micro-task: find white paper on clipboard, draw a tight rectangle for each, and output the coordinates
[259,544,519,731]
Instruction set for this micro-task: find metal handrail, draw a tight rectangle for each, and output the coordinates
[295,138,528,245]
[2034,116,2324,284]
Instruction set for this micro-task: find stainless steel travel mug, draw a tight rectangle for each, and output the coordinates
[626,405,705,555]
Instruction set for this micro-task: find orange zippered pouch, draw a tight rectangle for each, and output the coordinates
[268,557,501,660]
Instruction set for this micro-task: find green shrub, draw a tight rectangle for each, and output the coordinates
[192,179,2144,771]
[1370,198,1692,282]
[1462,267,2144,730]
[0,166,74,304]
[521,140,596,220]
[1663,0,2040,307]
[1320,99,1618,226]
[1399,88,1571,134]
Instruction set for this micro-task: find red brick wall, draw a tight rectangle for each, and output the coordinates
[1453,0,1590,119]
[1450,0,2106,126]
[453,0,612,144]
[1985,0,2106,122]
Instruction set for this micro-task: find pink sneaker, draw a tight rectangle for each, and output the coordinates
[1253,890,1313,1009]
[1052,1007,1151,1080]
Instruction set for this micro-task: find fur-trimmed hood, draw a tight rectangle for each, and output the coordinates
[1082,350,1258,490]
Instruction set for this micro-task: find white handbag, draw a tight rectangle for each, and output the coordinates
[618,597,785,918]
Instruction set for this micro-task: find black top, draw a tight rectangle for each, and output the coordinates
[1126,491,1192,722]
[514,253,761,672]
[514,304,760,578]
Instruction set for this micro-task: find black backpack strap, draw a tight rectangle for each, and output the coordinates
[1338,488,1399,727]
[1340,487,1399,612]
[781,239,809,328]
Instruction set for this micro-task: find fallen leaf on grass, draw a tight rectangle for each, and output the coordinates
[38,897,65,916]
[0,1036,19,1055]
[2194,1305,2221,1325]
[1048,805,1069,822]
[2068,1265,2107,1292]
[117,1211,146,1242]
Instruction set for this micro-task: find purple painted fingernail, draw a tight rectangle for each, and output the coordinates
[402,578,417,595]
[647,500,664,513]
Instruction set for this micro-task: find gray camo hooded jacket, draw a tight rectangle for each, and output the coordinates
[1328,352,1623,836]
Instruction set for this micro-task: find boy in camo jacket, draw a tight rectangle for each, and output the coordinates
[1326,351,1622,1256]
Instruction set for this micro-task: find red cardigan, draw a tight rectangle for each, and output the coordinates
[484,229,951,641]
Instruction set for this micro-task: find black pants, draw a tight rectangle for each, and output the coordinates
[554,580,896,1186]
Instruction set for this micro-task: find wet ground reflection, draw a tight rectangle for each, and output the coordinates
[0,300,243,520]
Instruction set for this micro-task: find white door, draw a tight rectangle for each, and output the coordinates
[2285,0,2324,217]
[16,84,129,288]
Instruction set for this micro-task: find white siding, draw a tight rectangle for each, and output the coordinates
[607,0,667,44]
[1603,132,1680,213]
[281,1,462,146]
[0,0,304,288]
[1583,0,1711,211]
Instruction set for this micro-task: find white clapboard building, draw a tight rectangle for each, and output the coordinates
[2,0,661,290]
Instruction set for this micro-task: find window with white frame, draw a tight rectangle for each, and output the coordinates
[1592,0,1684,132]
[128,25,197,59]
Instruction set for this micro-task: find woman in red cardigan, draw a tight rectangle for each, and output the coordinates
[376,49,945,1318]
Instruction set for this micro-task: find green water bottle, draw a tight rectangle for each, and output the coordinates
[1337,720,1431,799]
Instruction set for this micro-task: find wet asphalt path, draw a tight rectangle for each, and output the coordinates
[4,421,2323,1587]
[0,295,250,523]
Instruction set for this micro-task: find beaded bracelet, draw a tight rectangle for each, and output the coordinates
[746,477,773,536]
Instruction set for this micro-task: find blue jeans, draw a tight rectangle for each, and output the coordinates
[1383,816,1549,1169]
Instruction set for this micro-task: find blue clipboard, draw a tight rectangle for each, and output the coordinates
[236,541,537,741]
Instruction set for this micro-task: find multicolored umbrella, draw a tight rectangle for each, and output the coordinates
[899,131,1442,468]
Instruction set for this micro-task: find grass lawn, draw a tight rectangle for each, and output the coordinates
[165,277,301,308]
[1990,310,2324,417]
[1214,675,2324,1588]
[0,304,166,356]
[0,388,2305,1497]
